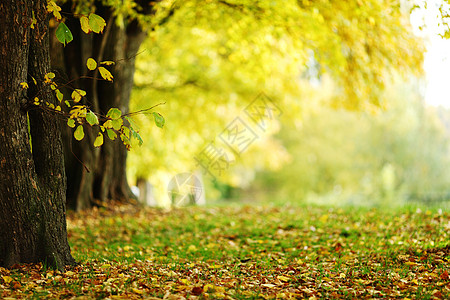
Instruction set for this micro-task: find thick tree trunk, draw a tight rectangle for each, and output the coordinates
[0,0,75,270]
[52,4,146,210]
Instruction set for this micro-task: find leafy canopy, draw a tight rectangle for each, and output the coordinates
[128,0,423,201]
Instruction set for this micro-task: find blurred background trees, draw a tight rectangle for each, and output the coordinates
[126,0,434,206]
[252,78,450,206]
[55,0,450,208]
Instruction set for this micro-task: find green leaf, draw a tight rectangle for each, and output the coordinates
[88,13,106,34]
[124,116,139,131]
[106,108,121,119]
[86,58,97,70]
[132,131,143,146]
[153,112,165,128]
[86,111,99,126]
[65,100,71,108]
[80,16,90,33]
[55,89,63,102]
[122,126,130,139]
[106,128,117,140]
[67,118,76,128]
[56,22,73,46]
[74,125,85,141]
[111,118,123,131]
[98,67,113,81]
[94,133,104,147]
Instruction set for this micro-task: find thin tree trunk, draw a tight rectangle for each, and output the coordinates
[53,4,146,210]
[0,0,75,270]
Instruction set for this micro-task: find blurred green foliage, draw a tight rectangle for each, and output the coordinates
[253,78,450,207]
[126,0,428,205]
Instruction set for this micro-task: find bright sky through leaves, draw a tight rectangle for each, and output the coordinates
[411,0,450,107]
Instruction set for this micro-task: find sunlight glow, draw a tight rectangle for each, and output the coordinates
[411,0,450,107]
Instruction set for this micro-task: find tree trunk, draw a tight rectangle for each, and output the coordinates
[52,4,146,210]
[0,0,75,270]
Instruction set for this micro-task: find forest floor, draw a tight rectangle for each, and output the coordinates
[0,204,449,299]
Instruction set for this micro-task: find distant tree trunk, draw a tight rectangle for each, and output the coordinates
[51,4,147,210]
[0,0,75,270]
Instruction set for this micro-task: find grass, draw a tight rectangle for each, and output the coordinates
[0,204,449,299]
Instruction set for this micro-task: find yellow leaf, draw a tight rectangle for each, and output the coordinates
[31,12,37,29]
[74,125,84,141]
[80,16,90,34]
[71,89,86,103]
[67,118,75,128]
[2,275,13,284]
[46,1,62,21]
[277,275,290,282]
[204,284,219,292]
[100,60,115,66]
[100,263,111,269]
[98,67,113,81]
[70,105,87,118]
[44,72,55,83]
[20,82,28,89]
[103,120,113,129]
[132,288,143,294]
[261,283,276,288]
[86,58,97,70]
[208,264,223,269]
[94,133,104,147]
[319,214,328,223]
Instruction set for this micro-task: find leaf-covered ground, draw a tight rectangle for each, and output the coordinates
[1,205,449,299]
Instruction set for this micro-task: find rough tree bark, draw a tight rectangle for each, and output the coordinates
[0,0,75,270]
[51,3,147,210]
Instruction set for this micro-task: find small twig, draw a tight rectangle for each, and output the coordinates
[115,49,147,63]
[122,102,166,117]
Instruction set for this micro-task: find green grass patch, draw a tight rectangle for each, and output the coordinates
[1,205,449,299]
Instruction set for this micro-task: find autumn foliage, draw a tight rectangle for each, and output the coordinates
[1,205,449,299]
